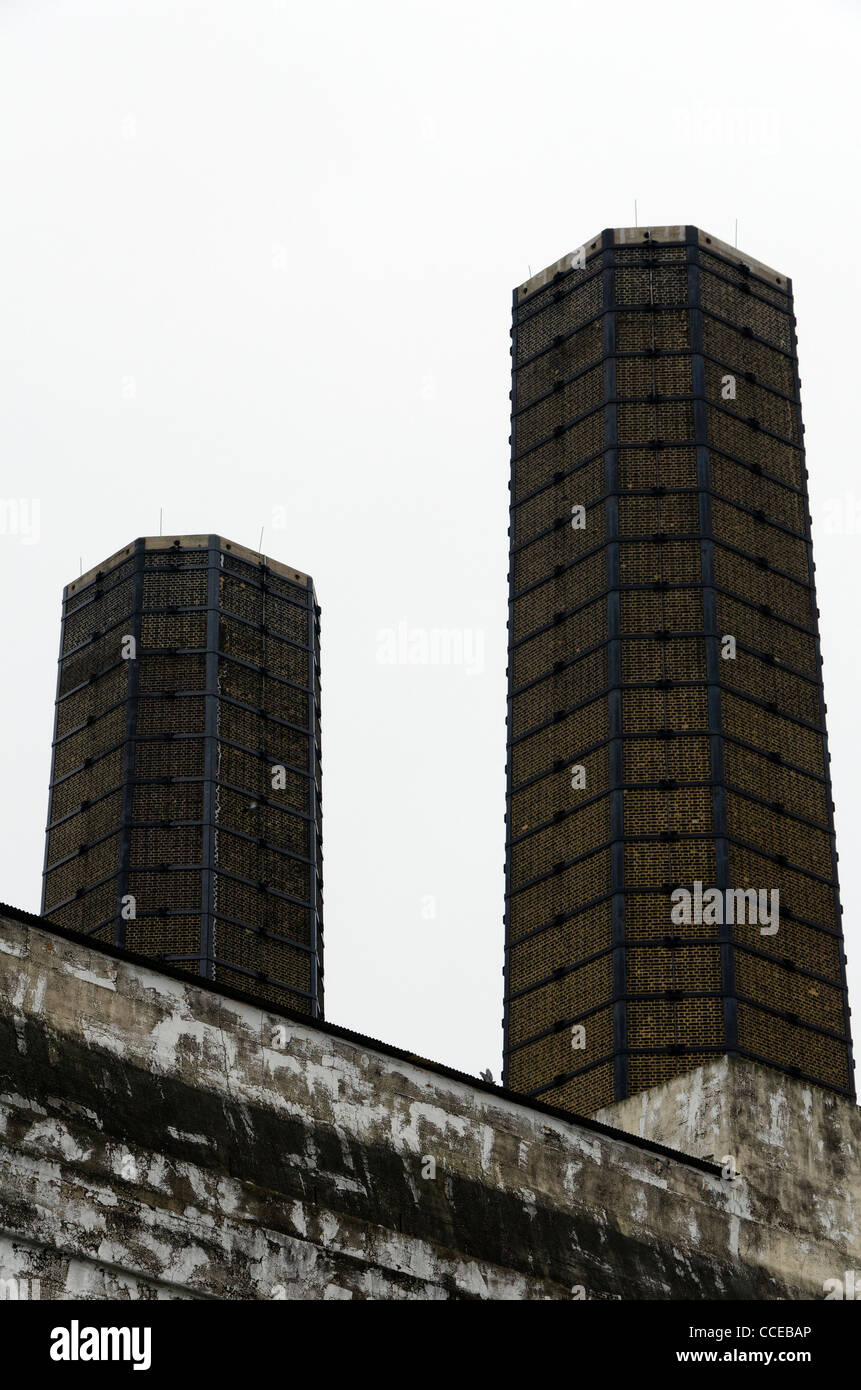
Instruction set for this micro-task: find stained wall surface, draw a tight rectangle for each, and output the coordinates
[0,906,856,1300]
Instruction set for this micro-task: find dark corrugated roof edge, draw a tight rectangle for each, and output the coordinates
[0,899,721,1177]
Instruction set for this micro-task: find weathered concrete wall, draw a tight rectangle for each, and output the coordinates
[595,1055,861,1298]
[0,905,853,1300]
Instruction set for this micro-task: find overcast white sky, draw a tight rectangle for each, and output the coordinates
[1,0,859,1082]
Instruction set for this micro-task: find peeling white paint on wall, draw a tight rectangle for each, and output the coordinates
[61,962,117,992]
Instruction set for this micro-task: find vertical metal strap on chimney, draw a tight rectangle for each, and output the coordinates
[115,539,145,949]
[41,581,68,919]
[307,581,322,1019]
[200,536,221,981]
[603,228,627,1103]
[501,286,518,1087]
[688,228,736,1052]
